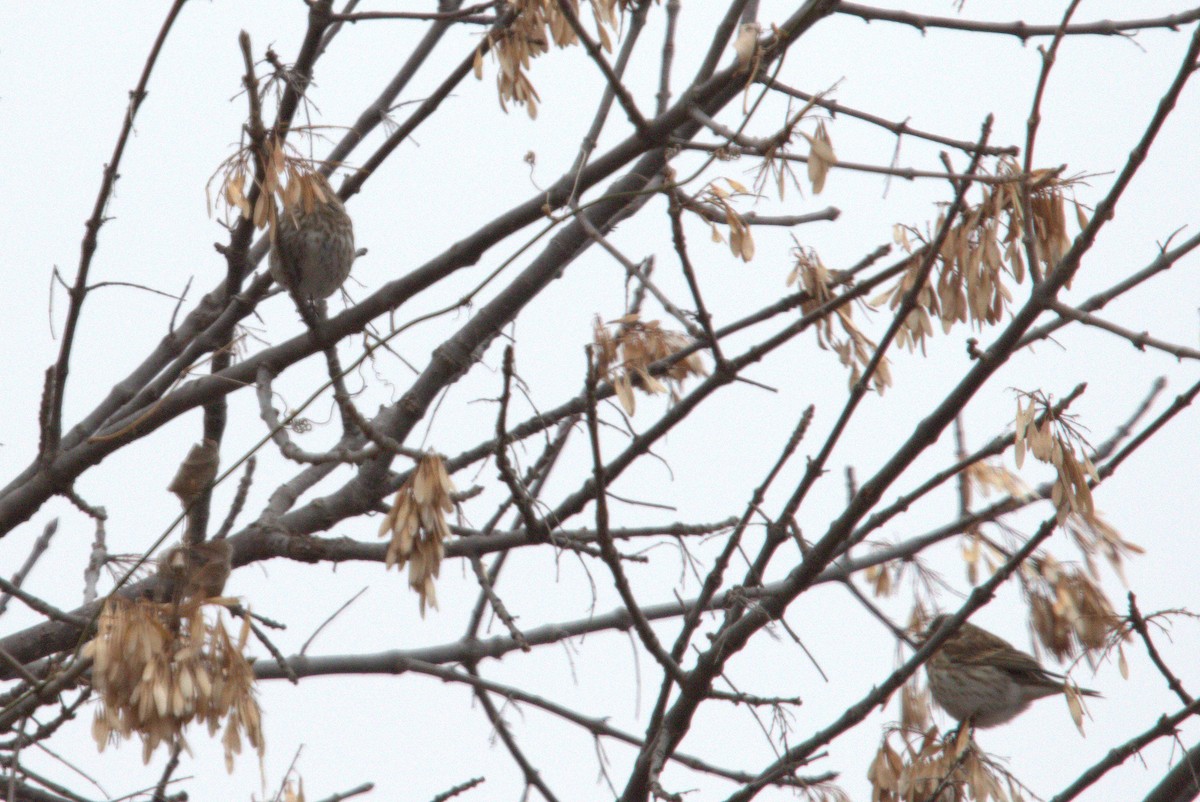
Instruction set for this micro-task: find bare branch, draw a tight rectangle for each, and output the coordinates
[0,520,58,618]
[835,3,1200,40]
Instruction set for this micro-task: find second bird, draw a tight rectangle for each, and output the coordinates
[923,614,1099,728]
[270,172,355,301]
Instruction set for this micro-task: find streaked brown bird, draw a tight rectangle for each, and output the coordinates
[923,614,1099,728]
[155,539,233,605]
[269,173,355,301]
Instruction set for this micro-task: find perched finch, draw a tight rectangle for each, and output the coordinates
[155,538,233,604]
[167,438,220,507]
[923,614,1099,728]
[269,172,355,301]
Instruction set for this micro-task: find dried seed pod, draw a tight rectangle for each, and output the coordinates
[379,453,456,616]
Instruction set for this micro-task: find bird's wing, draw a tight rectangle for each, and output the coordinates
[984,646,1056,678]
[943,627,1058,679]
[939,625,1020,663]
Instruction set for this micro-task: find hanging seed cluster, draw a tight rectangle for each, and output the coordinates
[379,453,457,615]
[592,314,707,416]
[212,138,342,239]
[789,246,892,394]
[869,726,1027,802]
[876,161,1087,354]
[475,0,631,119]
[1013,392,1098,525]
[85,597,264,770]
[1024,553,1124,664]
[700,180,758,263]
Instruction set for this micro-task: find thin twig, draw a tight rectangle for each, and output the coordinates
[467,663,561,802]
[313,782,376,802]
[656,0,680,114]
[0,520,58,618]
[1128,593,1193,706]
[0,579,86,628]
[555,0,649,137]
[835,4,1200,40]
[468,555,530,651]
[42,0,189,460]
[764,77,1017,156]
[213,457,256,541]
[667,189,725,364]
[301,587,368,656]
[585,348,687,686]
[427,777,483,802]
[494,346,550,541]
[150,744,182,802]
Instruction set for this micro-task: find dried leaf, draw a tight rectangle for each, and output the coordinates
[616,374,635,415]
[224,173,251,220]
[252,192,269,229]
[1065,685,1085,734]
[596,22,612,52]
[805,123,837,163]
[1074,198,1090,230]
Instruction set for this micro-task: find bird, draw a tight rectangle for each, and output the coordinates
[923,614,1100,728]
[166,438,220,507]
[732,21,762,73]
[155,538,233,605]
[269,172,355,301]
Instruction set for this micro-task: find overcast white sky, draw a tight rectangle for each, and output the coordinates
[3,2,1200,801]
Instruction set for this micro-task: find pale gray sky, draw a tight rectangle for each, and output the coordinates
[2,2,1200,801]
